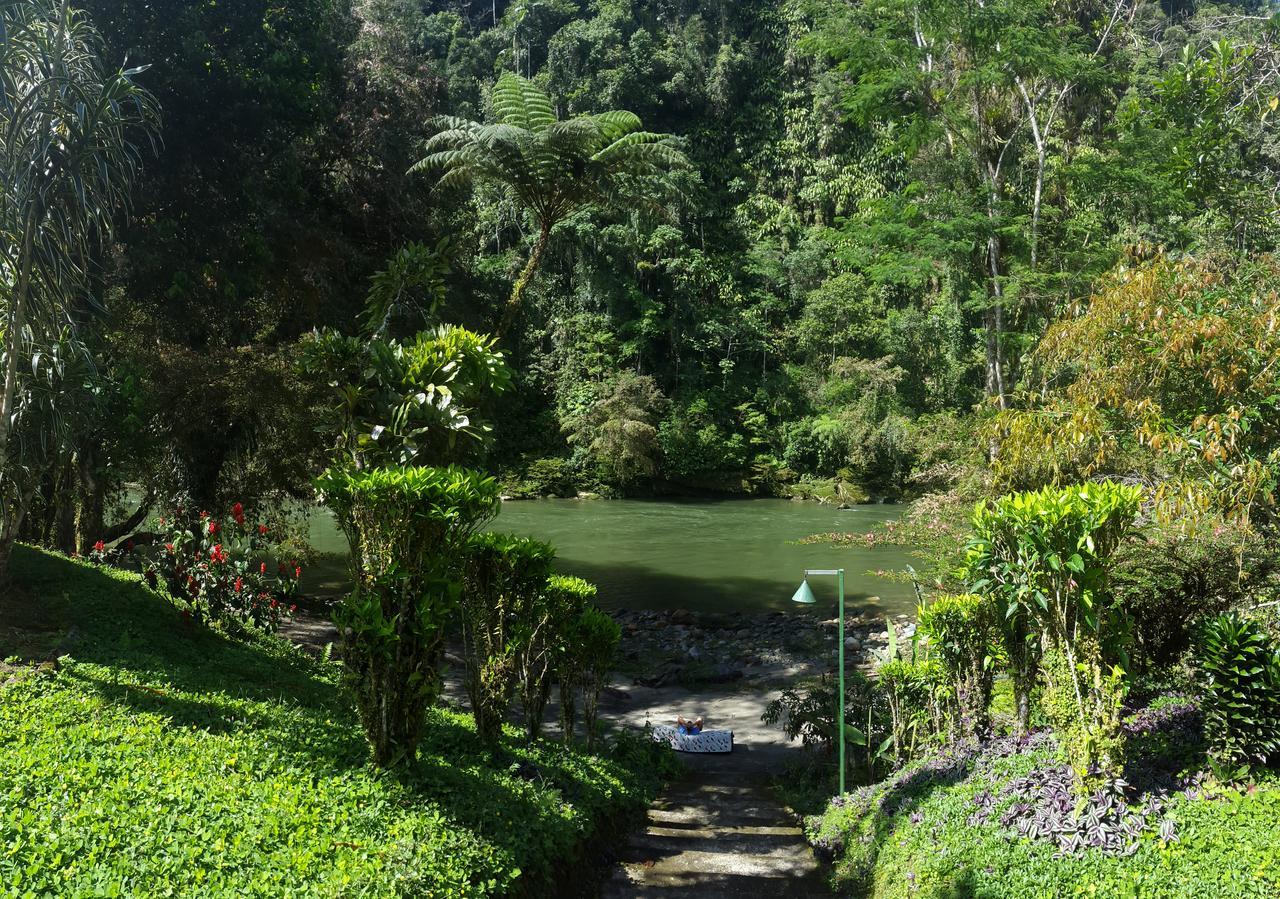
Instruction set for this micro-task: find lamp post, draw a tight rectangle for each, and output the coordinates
[792,568,847,794]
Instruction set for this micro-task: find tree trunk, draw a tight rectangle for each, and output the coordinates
[498,221,550,338]
[54,454,77,553]
[75,450,105,555]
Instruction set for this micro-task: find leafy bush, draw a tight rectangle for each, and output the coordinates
[150,503,299,631]
[1197,612,1280,768]
[1112,520,1268,674]
[878,656,947,768]
[572,606,621,751]
[460,532,555,745]
[519,574,593,741]
[316,465,499,765]
[917,593,995,737]
[556,596,620,749]
[965,482,1142,791]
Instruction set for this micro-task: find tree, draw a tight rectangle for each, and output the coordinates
[0,0,157,576]
[409,71,687,334]
[994,254,1280,533]
[565,371,668,484]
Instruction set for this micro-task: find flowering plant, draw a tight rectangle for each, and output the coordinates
[151,503,299,632]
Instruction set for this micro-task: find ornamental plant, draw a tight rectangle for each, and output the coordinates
[546,576,601,745]
[1196,612,1280,768]
[151,504,298,632]
[459,532,556,746]
[316,465,499,766]
[917,593,996,738]
[573,606,622,752]
[877,656,947,768]
[517,574,593,741]
[965,482,1143,792]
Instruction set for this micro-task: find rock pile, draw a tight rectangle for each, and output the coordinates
[611,607,920,688]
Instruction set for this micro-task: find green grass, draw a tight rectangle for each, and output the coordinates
[0,546,674,897]
[807,740,1280,898]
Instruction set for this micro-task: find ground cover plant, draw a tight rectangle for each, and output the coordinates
[805,703,1280,898]
[0,545,675,897]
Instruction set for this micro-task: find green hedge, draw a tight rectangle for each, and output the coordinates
[0,547,672,897]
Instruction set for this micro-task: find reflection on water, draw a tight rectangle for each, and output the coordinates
[303,497,917,617]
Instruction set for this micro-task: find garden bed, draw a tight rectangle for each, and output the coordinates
[0,546,674,897]
[805,707,1280,898]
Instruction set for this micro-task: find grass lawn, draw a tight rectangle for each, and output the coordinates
[0,546,673,897]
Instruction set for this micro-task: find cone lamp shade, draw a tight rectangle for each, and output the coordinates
[791,579,817,605]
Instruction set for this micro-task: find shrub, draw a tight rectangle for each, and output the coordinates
[519,574,593,741]
[150,504,298,632]
[316,465,499,765]
[554,589,620,749]
[965,482,1142,791]
[573,606,622,751]
[1197,612,1280,768]
[1112,520,1267,674]
[917,593,996,737]
[877,657,947,768]
[459,532,555,745]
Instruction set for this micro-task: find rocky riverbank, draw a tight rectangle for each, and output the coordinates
[612,607,917,689]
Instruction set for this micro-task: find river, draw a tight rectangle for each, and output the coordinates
[304,497,917,617]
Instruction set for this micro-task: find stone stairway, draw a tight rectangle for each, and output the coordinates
[602,764,829,898]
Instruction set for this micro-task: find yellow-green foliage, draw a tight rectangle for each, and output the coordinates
[965,482,1141,788]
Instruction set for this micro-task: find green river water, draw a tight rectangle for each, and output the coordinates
[303,498,917,617]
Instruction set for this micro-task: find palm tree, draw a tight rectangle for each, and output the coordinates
[409,72,686,334]
[0,0,158,575]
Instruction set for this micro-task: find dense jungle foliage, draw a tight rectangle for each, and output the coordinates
[22,0,1275,548]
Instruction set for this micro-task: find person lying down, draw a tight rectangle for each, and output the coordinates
[676,716,703,735]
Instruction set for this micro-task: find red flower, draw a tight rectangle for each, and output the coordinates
[93,540,106,553]
[234,577,243,594]
[289,603,297,613]
[258,523,268,535]
[259,562,267,576]
[270,599,279,609]
[165,542,175,554]
[199,510,208,520]
[207,520,219,537]
[210,544,226,564]
[231,502,245,525]
[294,566,302,580]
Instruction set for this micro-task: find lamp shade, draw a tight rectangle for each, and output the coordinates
[791,579,817,604]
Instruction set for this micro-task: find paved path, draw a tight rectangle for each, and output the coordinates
[594,681,829,898]
[281,613,830,897]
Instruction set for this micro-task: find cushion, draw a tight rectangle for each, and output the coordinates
[651,724,734,753]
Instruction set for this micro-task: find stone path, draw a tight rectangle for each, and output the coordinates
[601,764,828,897]
[595,681,829,898]
[280,611,831,897]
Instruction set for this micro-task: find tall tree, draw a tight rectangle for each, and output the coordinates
[0,0,157,576]
[410,71,688,334]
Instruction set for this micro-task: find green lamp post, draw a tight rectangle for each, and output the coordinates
[792,568,847,794]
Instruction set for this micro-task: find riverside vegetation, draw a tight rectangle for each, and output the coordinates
[2,0,1280,896]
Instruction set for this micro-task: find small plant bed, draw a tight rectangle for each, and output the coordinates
[0,546,675,897]
[806,699,1280,898]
